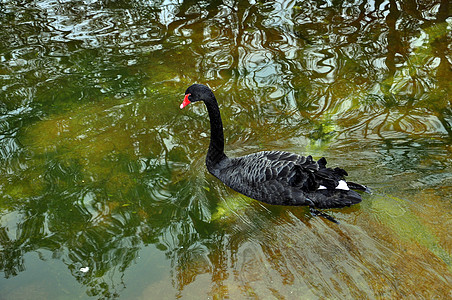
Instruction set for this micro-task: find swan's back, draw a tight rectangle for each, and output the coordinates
[209,151,363,208]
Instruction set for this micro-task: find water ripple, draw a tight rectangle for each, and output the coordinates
[1,0,451,299]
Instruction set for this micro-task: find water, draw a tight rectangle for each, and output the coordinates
[0,0,451,299]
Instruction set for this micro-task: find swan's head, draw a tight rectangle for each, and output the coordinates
[180,84,215,109]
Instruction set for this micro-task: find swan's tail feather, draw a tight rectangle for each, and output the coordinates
[312,158,349,190]
[347,181,371,193]
[301,157,369,208]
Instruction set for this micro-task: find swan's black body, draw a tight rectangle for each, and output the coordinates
[181,84,366,209]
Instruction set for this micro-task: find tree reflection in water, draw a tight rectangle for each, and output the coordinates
[0,0,451,298]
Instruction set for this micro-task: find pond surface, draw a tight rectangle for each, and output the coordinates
[0,0,451,299]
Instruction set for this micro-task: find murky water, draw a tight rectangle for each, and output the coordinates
[0,0,451,299]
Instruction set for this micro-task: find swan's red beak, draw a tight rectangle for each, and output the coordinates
[180,94,191,109]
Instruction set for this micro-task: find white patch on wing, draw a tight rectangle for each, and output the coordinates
[336,180,349,190]
[317,185,327,190]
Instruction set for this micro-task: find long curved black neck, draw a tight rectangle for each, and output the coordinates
[204,96,227,168]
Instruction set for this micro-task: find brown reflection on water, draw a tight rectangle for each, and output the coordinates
[160,189,451,299]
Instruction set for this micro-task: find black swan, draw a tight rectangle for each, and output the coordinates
[180,84,367,215]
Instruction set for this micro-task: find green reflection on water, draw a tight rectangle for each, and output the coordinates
[370,193,451,269]
[1,0,451,299]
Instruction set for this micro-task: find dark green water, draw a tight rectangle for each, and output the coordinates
[0,0,451,299]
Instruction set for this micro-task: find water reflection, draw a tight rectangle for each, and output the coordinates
[1,0,451,298]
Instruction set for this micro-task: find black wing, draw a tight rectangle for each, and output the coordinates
[218,151,320,197]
